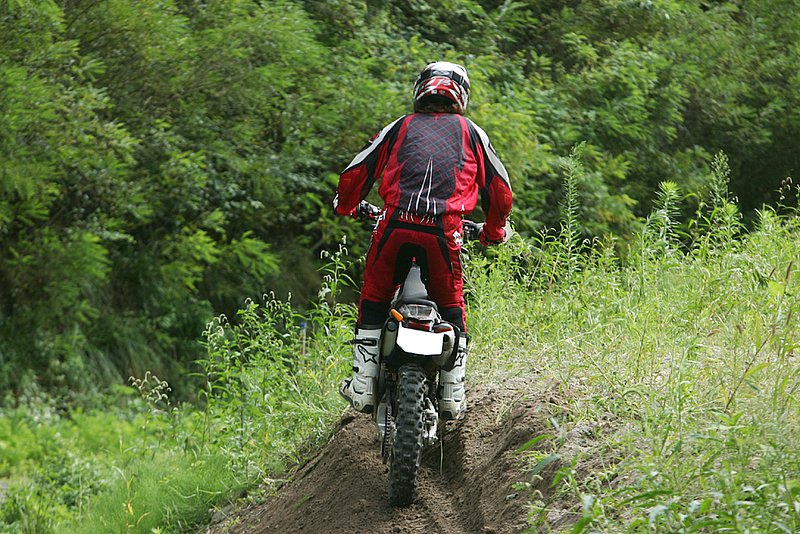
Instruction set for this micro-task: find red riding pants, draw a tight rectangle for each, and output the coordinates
[359,207,466,331]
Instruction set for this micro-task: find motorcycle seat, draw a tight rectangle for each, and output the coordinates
[395,265,438,309]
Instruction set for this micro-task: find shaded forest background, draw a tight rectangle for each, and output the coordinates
[2,0,799,398]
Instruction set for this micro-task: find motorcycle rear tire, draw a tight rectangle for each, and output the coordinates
[388,363,427,507]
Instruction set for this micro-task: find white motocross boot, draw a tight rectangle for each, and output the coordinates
[439,334,468,420]
[339,325,381,413]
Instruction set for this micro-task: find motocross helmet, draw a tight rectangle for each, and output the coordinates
[413,61,470,114]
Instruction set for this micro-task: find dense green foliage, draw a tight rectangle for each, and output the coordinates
[2,0,799,393]
[2,2,800,529]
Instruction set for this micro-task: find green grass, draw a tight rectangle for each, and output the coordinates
[465,186,800,531]
[69,453,241,534]
[0,391,141,533]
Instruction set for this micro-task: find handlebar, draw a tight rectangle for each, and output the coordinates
[356,201,382,220]
[462,220,483,242]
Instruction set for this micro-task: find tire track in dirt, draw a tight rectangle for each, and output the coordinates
[208,378,550,534]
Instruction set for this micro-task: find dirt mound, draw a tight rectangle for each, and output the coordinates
[209,378,555,533]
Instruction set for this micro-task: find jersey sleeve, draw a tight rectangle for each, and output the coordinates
[467,120,512,242]
[335,116,405,216]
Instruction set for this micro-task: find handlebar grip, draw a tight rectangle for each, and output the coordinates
[462,220,483,242]
[356,201,381,220]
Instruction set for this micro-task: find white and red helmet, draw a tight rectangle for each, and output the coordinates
[413,61,471,114]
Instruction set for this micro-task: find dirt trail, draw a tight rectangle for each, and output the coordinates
[209,378,561,533]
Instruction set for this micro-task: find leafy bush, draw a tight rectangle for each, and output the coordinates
[4,0,800,395]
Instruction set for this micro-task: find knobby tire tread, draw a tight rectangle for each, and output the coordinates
[388,364,427,507]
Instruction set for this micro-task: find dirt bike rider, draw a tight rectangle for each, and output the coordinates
[334,61,513,420]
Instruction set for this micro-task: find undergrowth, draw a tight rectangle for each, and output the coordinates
[0,242,357,533]
[466,152,800,532]
[2,153,798,532]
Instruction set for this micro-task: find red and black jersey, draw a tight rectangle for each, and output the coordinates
[335,113,512,242]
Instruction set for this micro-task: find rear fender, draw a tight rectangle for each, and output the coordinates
[381,319,458,373]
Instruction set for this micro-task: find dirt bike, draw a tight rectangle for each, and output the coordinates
[354,201,483,507]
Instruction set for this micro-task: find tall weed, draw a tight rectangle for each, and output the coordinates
[195,241,356,482]
[467,153,800,532]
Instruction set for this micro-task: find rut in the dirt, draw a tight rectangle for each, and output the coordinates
[208,379,556,534]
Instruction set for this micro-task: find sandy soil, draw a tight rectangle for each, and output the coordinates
[206,378,571,533]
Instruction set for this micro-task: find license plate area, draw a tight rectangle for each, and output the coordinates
[395,323,444,355]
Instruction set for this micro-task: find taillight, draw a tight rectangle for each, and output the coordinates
[406,319,433,331]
